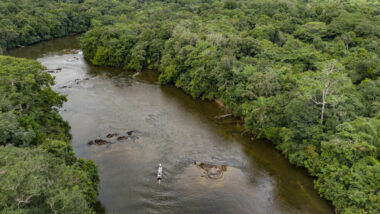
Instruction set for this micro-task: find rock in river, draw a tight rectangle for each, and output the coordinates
[195,162,227,179]
[106,133,119,138]
[117,136,128,141]
[94,139,109,145]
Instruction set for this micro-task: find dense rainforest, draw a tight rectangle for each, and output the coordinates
[1,0,379,213]
[0,0,122,212]
[0,0,128,51]
[80,0,380,213]
[0,56,99,213]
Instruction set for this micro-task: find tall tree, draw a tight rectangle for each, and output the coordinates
[298,60,352,125]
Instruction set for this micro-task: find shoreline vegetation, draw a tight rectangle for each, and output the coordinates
[0,0,379,213]
[0,56,99,213]
[0,1,106,212]
[79,0,380,213]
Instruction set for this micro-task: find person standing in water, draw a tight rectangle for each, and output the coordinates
[157,164,163,183]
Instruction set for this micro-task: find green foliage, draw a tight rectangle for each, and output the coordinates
[0,112,35,146]
[75,159,100,203]
[223,0,239,10]
[78,0,380,212]
[358,79,380,116]
[294,22,328,42]
[315,116,380,213]
[41,140,77,166]
[0,0,129,49]
[0,56,99,212]
[0,146,95,214]
[0,56,70,145]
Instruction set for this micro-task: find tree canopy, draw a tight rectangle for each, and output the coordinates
[78,0,380,213]
[0,56,99,213]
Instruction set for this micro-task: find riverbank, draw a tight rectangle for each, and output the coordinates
[78,1,380,212]
[0,55,99,213]
[6,35,334,213]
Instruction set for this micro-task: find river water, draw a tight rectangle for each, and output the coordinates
[6,36,333,214]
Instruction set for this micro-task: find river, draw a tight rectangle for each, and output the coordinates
[6,36,333,214]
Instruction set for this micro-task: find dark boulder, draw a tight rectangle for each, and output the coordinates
[106,133,119,138]
[94,139,108,145]
[195,162,227,179]
[117,136,128,141]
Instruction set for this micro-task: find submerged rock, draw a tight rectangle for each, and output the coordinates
[194,162,227,179]
[117,136,128,141]
[88,130,138,146]
[94,139,108,145]
[45,68,62,73]
[74,78,81,84]
[106,133,119,138]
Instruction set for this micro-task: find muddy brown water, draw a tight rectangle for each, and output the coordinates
[6,36,333,214]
